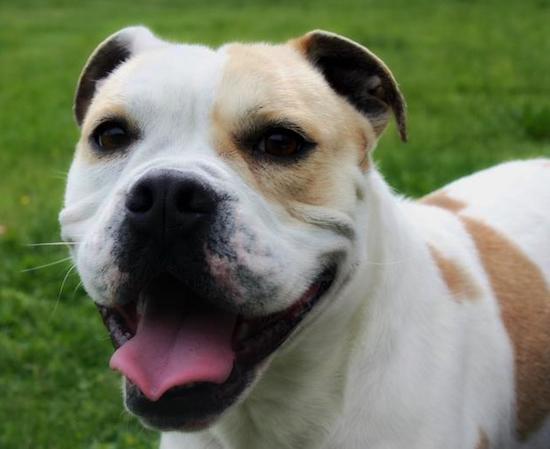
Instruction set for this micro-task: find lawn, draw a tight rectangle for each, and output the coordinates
[0,0,549,448]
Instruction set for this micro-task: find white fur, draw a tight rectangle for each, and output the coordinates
[61,29,550,449]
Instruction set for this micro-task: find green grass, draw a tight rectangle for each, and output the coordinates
[0,0,549,447]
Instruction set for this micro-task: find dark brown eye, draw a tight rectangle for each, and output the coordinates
[255,128,309,158]
[92,121,133,152]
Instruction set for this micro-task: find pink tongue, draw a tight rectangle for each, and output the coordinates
[110,302,236,402]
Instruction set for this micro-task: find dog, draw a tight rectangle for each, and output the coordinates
[59,26,550,449]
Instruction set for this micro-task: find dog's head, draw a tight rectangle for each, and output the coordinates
[60,27,405,431]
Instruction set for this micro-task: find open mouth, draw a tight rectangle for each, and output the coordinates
[97,265,336,429]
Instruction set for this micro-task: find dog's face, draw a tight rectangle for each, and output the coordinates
[60,27,405,431]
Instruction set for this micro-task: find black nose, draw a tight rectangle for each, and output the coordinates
[125,169,218,242]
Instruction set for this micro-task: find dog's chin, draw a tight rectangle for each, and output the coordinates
[97,265,337,431]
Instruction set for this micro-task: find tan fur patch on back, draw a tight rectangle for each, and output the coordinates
[420,191,466,212]
[476,429,489,449]
[428,245,481,302]
[462,216,550,440]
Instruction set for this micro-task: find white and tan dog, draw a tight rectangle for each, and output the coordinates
[60,27,550,449]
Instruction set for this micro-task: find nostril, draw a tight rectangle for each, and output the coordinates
[126,181,154,214]
[174,183,216,215]
[175,187,195,214]
[189,191,216,214]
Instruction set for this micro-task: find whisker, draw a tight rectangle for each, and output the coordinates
[21,256,72,272]
[51,264,77,316]
[71,280,84,300]
[49,170,69,181]
[27,242,78,247]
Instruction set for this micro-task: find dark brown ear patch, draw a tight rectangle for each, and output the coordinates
[74,37,131,126]
[297,31,407,141]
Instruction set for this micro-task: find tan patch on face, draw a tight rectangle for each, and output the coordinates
[428,245,481,301]
[420,191,466,213]
[462,216,550,440]
[211,43,375,214]
[476,429,489,449]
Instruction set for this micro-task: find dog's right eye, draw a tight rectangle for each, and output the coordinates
[91,121,133,153]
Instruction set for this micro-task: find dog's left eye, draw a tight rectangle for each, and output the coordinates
[254,128,312,158]
[91,121,133,152]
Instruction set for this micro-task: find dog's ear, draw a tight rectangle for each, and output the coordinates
[293,30,407,142]
[74,26,163,126]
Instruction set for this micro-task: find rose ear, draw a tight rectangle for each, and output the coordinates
[74,26,163,126]
[293,30,407,142]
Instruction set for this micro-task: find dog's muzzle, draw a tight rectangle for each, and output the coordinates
[95,168,337,430]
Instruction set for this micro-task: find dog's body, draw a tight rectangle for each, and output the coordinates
[160,159,550,449]
[60,27,550,449]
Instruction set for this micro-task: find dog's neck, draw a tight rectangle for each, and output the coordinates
[204,168,438,449]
